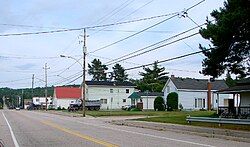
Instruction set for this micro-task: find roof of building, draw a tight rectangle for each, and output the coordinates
[237,78,250,85]
[218,78,250,94]
[137,92,164,97]
[54,87,81,99]
[128,92,141,99]
[170,77,228,91]
[86,81,136,87]
[128,92,163,99]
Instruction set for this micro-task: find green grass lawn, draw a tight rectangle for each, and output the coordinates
[85,110,167,117]
[84,110,250,131]
[62,109,250,131]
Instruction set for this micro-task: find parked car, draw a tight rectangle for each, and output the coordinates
[122,105,135,111]
[15,107,20,110]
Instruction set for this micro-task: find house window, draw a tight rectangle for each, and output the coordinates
[123,99,126,103]
[36,98,39,102]
[110,89,113,93]
[100,99,107,104]
[195,98,205,109]
[126,89,129,93]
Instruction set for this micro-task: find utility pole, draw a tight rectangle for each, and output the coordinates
[43,63,50,111]
[32,74,34,99]
[82,28,87,117]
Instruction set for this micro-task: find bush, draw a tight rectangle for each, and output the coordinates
[130,107,141,111]
[0,103,3,109]
[154,96,165,111]
[57,106,62,110]
[167,92,178,111]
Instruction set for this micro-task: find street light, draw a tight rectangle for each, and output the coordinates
[60,54,86,117]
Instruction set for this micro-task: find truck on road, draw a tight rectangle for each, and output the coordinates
[68,99,101,111]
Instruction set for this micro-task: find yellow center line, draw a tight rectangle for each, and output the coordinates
[41,120,119,147]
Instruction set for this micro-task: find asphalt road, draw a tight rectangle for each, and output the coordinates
[0,109,250,147]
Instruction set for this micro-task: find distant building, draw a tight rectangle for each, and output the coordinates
[53,87,81,109]
[86,81,136,109]
[162,76,230,110]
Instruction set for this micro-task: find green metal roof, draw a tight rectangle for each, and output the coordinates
[128,92,141,99]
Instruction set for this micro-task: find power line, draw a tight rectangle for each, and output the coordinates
[0,12,178,37]
[0,23,67,29]
[89,0,206,54]
[105,24,205,65]
[124,49,210,71]
[93,0,136,25]
[89,14,179,54]
[90,0,155,36]
[88,29,173,34]
[116,33,199,64]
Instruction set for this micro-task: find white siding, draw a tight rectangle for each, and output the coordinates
[141,96,156,110]
[163,80,177,101]
[240,92,250,106]
[86,86,134,109]
[56,98,78,109]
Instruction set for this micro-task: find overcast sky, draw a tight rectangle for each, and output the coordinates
[0,0,225,89]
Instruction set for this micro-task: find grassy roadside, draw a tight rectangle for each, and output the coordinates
[62,110,250,131]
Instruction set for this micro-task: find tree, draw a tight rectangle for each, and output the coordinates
[88,59,108,81]
[225,73,237,87]
[112,63,128,82]
[199,0,250,78]
[154,96,165,111]
[167,92,178,111]
[138,62,168,92]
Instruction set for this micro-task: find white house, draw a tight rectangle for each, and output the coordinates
[53,87,81,109]
[86,81,136,109]
[32,97,53,109]
[162,76,230,110]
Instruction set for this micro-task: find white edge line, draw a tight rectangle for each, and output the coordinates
[2,112,20,147]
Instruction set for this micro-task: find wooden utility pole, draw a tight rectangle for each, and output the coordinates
[31,74,34,98]
[82,28,87,117]
[43,63,50,111]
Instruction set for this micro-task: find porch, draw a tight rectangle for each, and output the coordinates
[218,106,250,119]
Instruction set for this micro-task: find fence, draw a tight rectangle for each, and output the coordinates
[186,116,250,125]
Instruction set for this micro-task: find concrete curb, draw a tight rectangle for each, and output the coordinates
[110,120,250,143]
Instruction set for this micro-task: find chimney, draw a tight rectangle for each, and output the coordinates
[207,79,212,110]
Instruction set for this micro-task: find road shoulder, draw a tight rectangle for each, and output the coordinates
[109,119,250,143]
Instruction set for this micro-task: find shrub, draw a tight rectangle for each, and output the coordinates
[0,103,3,109]
[167,92,178,111]
[57,106,62,110]
[130,108,141,111]
[154,96,165,111]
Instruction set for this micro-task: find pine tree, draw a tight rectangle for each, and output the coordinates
[88,59,108,81]
[112,63,128,82]
[200,0,250,78]
[138,62,168,92]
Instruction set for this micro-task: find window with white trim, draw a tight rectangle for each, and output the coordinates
[195,98,205,109]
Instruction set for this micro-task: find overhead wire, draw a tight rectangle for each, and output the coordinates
[0,12,179,37]
[89,0,206,54]
[104,23,206,65]
[90,0,155,36]
[89,14,179,54]
[124,49,210,71]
